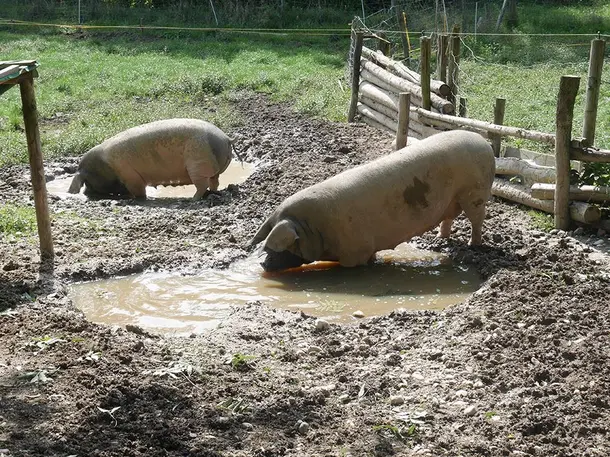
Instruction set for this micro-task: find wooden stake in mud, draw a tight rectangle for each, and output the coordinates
[396,9,410,61]
[395,92,411,150]
[491,97,506,157]
[377,32,391,57]
[582,38,606,146]
[437,33,448,82]
[459,97,467,117]
[554,75,581,231]
[348,31,364,122]
[420,36,431,111]
[447,30,461,105]
[19,74,54,260]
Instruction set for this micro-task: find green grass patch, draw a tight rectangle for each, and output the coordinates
[0,28,350,167]
[0,204,37,236]
[527,210,555,232]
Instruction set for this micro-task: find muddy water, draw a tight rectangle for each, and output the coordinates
[46,161,255,199]
[70,243,483,335]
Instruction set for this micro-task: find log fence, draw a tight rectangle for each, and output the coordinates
[348,22,610,230]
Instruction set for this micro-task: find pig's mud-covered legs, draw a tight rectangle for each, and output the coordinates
[437,200,461,239]
[460,198,486,245]
[187,163,219,200]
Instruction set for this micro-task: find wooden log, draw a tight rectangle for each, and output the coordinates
[438,34,448,83]
[571,146,610,163]
[360,114,395,135]
[361,46,450,97]
[412,107,556,145]
[492,178,601,224]
[348,32,364,122]
[447,31,461,105]
[359,94,398,119]
[357,102,398,132]
[531,183,610,202]
[396,92,411,150]
[492,97,506,157]
[360,60,454,113]
[359,80,399,111]
[554,75,580,230]
[420,36,432,111]
[19,75,54,261]
[582,38,606,146]
[495,157,556,184]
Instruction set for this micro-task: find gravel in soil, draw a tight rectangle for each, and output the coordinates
[1,95,610,457]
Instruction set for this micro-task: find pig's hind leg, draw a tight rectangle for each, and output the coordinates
[459,196,487,246]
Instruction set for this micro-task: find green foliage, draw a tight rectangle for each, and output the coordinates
[578,163,610,187]
[0,204,37,236]
[527,210,554,232]
[230,353,256,371]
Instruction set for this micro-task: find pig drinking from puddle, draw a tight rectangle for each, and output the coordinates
[68,119,238,199]
[249,130,495,271]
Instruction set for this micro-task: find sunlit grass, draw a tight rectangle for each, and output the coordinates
[0,29,351,167]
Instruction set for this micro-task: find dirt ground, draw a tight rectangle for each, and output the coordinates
[1,95,610,457]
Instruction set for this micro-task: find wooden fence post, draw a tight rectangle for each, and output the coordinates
[447,29,461,106]
[396,9,410,61]
[582,38,606,146]
[19,74,54,261]
[420,36,431,111]
[378,32,390,57]
[395,92,411,150]
[348,31,364,122]
[459,97,467,117]
[492,97,506,157]
[437,33,448,83]
[554,75,581,230]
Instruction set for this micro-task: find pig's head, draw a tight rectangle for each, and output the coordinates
[70,148,130,198]
[249,217,321,272]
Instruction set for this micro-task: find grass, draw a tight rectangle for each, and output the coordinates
[527,210,555,232]
[0,28,350,167]
[0,203,37,236]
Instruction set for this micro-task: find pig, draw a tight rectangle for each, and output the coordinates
[68,119,239,199]
[249,130,495,271]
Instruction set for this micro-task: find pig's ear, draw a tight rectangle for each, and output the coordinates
[264,220,299,252]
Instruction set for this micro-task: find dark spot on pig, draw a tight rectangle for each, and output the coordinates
[473,198,485,207]
[403,177,430,209]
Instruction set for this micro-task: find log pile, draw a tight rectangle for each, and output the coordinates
[355,46,455,140]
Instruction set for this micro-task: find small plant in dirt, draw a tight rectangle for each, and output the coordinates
[217,397,252,415]
[146,360,200,379]
[373,421,419,442]
[25,336,67,351]
[0,204,36,237]
[527,210,554,232]
[18,368,57,384]
[230,353,257,371]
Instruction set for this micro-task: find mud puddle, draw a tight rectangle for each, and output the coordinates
[46,161,254,199]
[69,243,482,335]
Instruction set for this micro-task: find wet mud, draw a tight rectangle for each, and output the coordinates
[1,94,610,457]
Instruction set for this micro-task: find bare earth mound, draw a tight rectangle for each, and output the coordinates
[1,95,609,457]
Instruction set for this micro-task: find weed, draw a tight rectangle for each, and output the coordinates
[527,210,554,232]
[230,353,256,371]
[0,204,36,236]
[217,397,252,415]
[97,406,121,426]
